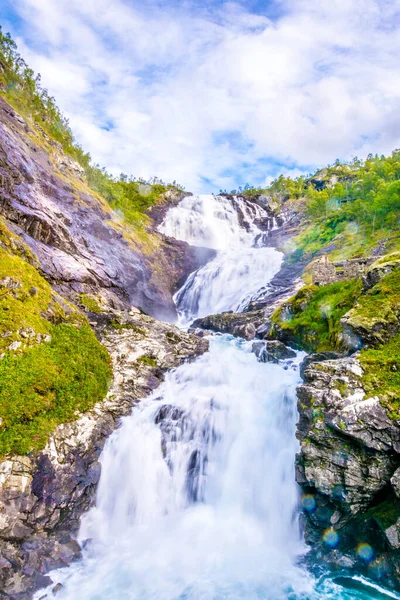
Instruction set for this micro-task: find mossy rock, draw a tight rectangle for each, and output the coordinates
[342,267,400,349]
[364,253,400,291]
[79,293,103,314]
[271,279,362,352]
[0,219,111,458]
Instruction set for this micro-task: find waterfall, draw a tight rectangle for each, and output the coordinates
[160,195,282,322]
[35,195,390,600]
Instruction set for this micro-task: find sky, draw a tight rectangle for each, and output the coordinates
[1,0,400,193]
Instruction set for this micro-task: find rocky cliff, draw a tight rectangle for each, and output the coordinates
[0,96,211,322]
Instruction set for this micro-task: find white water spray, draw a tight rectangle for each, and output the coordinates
[160,195,282,322]
[35,195,390,600]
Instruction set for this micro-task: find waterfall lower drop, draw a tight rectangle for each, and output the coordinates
[36,195,391,600]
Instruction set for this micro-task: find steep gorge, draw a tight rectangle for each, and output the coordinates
[1,57,400,600]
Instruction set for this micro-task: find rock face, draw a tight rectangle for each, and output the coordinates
[0,97,209,321]
[296,353,400,588]
[0,310,208,598]
[252,340,296,363]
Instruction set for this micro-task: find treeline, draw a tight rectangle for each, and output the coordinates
[0,28,184,224]
[224,152,400,260]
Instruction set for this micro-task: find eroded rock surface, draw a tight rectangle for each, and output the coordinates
[296,354,400,587]
[0,310,208,598]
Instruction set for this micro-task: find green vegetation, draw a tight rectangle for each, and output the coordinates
[361,331,400,420]
[288,154,400,262]
[363,496,400,530]
[0,219,111,457]
[108,318,146,335]
[0,324,111,456]
[271,279,362,352]
[79,294,102,314]
[357,266,400,418]
[0,28,183,229]
[228,154,400,264]
[137,355,157,367]
[345,267,400,345]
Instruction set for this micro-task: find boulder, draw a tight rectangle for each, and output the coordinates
[252,340,296,363]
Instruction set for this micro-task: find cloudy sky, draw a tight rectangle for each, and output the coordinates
[1,0,400,192]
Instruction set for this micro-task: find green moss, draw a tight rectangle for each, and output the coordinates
[0,248,53,352]
[137,355,157,367]
[333,381,349,397]
[0,219,111,457]
[351,268,400,322]
[79,294,102,314]
[166,331,181,343]
[272,279,362,352]
[360,331,400,419]
[0,323,111,457]
[0,218,35,262]
[364,498,400,530]
[109,319,146,335]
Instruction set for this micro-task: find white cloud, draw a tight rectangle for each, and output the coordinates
[4,0,400,192]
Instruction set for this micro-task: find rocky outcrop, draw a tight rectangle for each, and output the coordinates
[340,256,400,351]
[190,310,264,340]
[252,340,296,363]
[0,97,209,321]
[296,353,400,588]
[0,310,208,598]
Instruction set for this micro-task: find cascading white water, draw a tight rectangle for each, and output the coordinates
[36,194,395,600]
[160,195,282,322]
[37,338,315,600]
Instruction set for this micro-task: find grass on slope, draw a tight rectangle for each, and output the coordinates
[0,27,182,230]
[360,331,400,420]
[0,219,111,457]
[271,279,362,352]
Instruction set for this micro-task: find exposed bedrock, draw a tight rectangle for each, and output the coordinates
[0,98,212,321]
[296,353,400,588]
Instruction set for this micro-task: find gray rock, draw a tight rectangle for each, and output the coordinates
[296,352,400,588]
[253,340,296,362]
[0,96,210,321]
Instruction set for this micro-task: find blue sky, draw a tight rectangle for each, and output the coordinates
[1,0,400,192]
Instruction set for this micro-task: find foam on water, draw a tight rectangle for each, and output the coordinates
[160,194,282,322]
[35,195,399,600]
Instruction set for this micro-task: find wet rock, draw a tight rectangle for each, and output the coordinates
[187,327,213,338]
[154,405,185,424]
[299,351,344,379]
[252,340,296,363]
[191,311,263,340]
[391,467,400,499]
[296,353,400,588]
[363,253,400,291]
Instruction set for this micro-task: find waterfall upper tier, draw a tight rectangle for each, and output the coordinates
[160,194,283,322]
